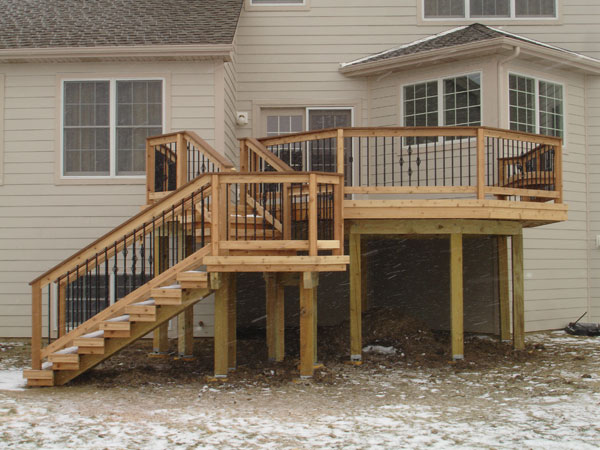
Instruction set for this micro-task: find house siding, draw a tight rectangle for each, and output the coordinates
[0,61,217,337]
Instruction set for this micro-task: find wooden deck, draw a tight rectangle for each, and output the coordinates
[25,127,566,386]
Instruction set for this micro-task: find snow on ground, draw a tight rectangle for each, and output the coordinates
[0,332,599,449]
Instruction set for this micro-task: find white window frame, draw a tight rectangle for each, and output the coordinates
[60,77,165,179]
[246,0,309,11]
[420,0,559,21]
[507,72,565,140]
[400,71,484,130]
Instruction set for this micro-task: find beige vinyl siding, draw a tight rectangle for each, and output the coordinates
[0,61,216,337]
[586,74,600,323]
[224,38,239,166]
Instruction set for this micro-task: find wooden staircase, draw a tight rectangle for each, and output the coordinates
[24,267,213,387]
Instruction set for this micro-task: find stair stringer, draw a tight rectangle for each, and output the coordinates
[53,287,212,386]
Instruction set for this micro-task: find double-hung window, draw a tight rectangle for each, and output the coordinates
[63,79,163,177]
[423,0,557,19]
[403,73,482,128]
[509,73,563,138]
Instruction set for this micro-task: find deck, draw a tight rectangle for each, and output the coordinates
[26,126,566,386]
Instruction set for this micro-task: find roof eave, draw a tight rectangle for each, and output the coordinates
[0,44,234,63]
[340,36,600,77]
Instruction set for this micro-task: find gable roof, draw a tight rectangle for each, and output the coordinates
[0,0,242,49]
[340,23,600,76]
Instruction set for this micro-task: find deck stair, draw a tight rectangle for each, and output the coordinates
[25,265,214,387]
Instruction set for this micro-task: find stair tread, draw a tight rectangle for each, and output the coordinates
[131,299,155,306]
[158,284,181,289]
[105,314,130,322]
[81,330,104,339]
[54,346,78,355]
[42,362,53,370]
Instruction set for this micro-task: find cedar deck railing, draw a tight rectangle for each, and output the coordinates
[242,127,563,204]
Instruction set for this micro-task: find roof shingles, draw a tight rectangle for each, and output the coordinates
[0,0,243,49]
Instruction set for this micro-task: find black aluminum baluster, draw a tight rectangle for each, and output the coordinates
[416,141,421,186]
[113,242,118,302]
[367,137,370,186]
[104,247,109,309]
[150,219,155,277]
[181,198,187,260]
[375,137,378,186]
[191,192,196,253]
[141,225,146,284]
[131,229,137,291]
[85,259,90,321]
[122,237,128,295]
[74,264,81,326]
[408,145,413,185]
[383,137,387,186]
[235,183,239,241]
[201,189,206,247]
[95,254,99,316]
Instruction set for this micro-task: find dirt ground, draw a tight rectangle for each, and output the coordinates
[1,309,599,449]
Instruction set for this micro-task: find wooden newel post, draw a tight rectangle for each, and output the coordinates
[31,281,42,370]
[333,174,344,256]
[476,128,485,200]
[239,139,249,173]
[308,173,318,256]
[146,137,155,205]
[176,132,188,189]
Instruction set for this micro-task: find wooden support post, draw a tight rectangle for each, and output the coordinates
[266,273,285,362]
[228,273,237,371]
[476,127,485,200]
[498,236,511,341]
[349,231,362,362]
[177,306,195,358]
[512,232,525,350]
[58,282,66,337]
[214,273,230,378]
[239,139,249,172]
[299,279,316,378]
[361,237,368,311]
[31,281,42,370]
[308,173,318,256]
[450,233,464,360]
[152,230,169,355]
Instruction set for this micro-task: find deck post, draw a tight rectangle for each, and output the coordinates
[299,276,316,378]
[308,173,318,256]
[450,233,464,360]
[239,139,249,172]
[498,236,511,341]
[349,230,362,362]
[361,237,368,311]
[145,137,155,205]
[214,272,231,378]
[177,306,194,358]
[512,232,525,350]
[266,273,285,362]
[176,132,187,189]
[31,281,42,370]
[476,128,485,200]
[228,273,237,371]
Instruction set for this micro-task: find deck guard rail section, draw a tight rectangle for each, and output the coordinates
[252,127,562,203]
[210,172,344,258]
[146,130,235,203]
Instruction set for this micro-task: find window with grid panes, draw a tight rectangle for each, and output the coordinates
[423,0,556,18]
[63,79,162,177]
[509,74,563,137]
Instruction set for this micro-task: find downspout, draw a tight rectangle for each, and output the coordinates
[497,46,520,127]
[584,74,593,320]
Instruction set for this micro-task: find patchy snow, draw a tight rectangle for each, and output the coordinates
[0,370,26,391]
[363,345,398,355]
[1,333,598,449]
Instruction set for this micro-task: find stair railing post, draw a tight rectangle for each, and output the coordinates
[146,137,155,205]
[333,174,344,255]
[240,139,249,172]
[31,281,42,370]
[308,173,318,256]
[176,132,188,188]
[477,127,485,200]
[336,128,345,175]
[211,174,220,256]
